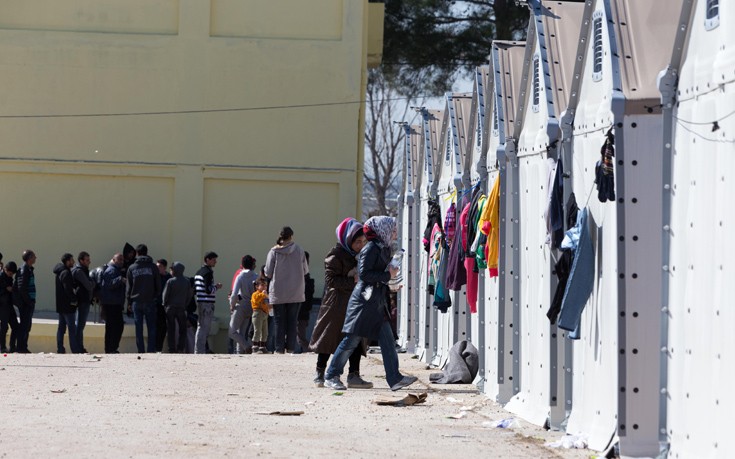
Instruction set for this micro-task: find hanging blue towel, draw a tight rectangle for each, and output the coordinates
[558,207,595,337]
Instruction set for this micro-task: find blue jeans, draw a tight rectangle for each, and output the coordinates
[273,303,299,353]
[57,312,80,353]
[133,301,157,353]
[75,301,90,351]
[326,321,402,387]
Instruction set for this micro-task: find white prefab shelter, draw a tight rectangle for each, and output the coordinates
[564,0,683,455]
[466,65,492,387]
[415,108,446,363]
[397,123,424,353]
[660,0,735,457]
[486,41,527,404]
[503,0,584,428]
[434,93,473,367]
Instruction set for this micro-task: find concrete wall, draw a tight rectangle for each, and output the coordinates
[0,0,383,350]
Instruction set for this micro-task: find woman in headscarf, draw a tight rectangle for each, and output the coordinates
[264,226,308,354]
[323,216,418,391]
[308,218,371,388]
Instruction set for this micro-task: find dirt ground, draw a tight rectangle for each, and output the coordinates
[0,351,595,458]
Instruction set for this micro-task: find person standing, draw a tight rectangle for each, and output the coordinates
[194,251,221,354]
[228,255,257,354]
[155,259,172,352]
[0,262,19,353]
[250,278,270,353]
[54,253,81,354]
[13,250,36,354]
[127,244,161,353]
[72,251,94,353]
[264,227,308,354]
[324,217,417,391]
[309,218,371,388]
[296,252,315,354]
[162,262,192,353]
[100,253,126,354]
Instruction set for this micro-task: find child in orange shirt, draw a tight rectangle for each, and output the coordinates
[250,278,270,353]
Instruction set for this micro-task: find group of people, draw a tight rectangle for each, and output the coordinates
[0,217,418,391]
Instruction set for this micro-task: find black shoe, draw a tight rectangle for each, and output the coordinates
[0,347,7,353]
[57,348,66,354]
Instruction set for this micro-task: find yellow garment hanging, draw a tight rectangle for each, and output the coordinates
[478,175,501,272]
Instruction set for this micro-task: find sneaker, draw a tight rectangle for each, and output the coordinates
[390,375,418,391]
[313,369,325,388]
[259,347,268,354]
[243,346,253,355]
[252,346,260,353]
[347,372,374,389]
[323,376,346,391]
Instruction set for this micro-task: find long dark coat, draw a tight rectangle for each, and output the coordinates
[309,245,367,355]
[342,240,391,341]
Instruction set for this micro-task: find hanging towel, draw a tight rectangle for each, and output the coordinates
[557,207,595,336]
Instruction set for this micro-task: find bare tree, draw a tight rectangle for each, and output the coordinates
[363,69,420,218]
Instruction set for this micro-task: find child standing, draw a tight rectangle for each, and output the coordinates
[251,278,270,353]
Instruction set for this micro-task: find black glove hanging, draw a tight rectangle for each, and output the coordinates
[595,129,616,202]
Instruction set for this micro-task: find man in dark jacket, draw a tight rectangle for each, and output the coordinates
[162,262,192,353]
[126,244,161,353]
[72,251,94,353]
[55,253,81,354]
[13,250,36,353]
[0,261,18,353]
[155,259,172,352]
[100,253,126,354]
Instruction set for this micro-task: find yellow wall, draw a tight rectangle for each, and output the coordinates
[0,0,383,346]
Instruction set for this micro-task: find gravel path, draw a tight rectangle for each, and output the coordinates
[0,351,593,458]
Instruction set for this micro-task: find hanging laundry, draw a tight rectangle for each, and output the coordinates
[479,175,501,277]
[545,158,565,249]
[594,129,616,203]
[444,202,457,248]
[462,188,483,313]
[423,199,442,252]
[471,195,488,270]
[430,223,452,312]
[547,193,579,324]
[445,194,469,290]
[557,207,595,337]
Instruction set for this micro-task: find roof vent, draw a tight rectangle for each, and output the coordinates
[705,0,720,30]
[592,13,603,82]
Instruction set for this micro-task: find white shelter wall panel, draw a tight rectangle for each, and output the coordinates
[398,202,412,348]
[573,1,614,137]
[565,130,618,452]
[677,0,735,104]
[517,46,552,158]
[482,168,501,399]
[618,115,664,455]
[667,88,735,458]
[504,153,552,426]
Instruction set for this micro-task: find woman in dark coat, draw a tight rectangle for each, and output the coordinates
[323,216,418,392]
[309,218,370,388]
